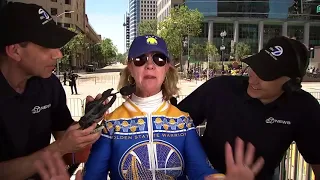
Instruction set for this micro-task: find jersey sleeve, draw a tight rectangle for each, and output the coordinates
[183,115,224,179]
[294,96,320,164]
[83,120,113,180]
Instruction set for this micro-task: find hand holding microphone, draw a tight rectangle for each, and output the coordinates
[79,85,136,132]
[56,85,136,176]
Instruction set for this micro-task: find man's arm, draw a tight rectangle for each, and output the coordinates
[0,141,65,180]
[177,77,217,126]
[50,74,75,133]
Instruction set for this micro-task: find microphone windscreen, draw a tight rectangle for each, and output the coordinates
[170,97,178,106]
[120,85,135,96]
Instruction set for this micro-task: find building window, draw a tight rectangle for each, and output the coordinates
[65,10,71,18]
[239,24,258,53]
[51,8,57,15]
[263,25,282,46]
[51,0,57,2]
[65,0,71,5]
[288,25,304,42]
[310,26,320,46]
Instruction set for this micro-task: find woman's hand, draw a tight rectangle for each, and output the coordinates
[224,137,264,180]
[34,151,83,180]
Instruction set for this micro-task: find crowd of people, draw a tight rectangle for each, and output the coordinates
[0,2,320,180]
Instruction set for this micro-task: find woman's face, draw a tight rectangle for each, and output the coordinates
[128,52,169,97]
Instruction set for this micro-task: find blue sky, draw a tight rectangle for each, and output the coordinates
[86,0,128,53]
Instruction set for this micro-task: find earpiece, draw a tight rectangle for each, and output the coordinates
[282,77,302,92]
[281,38,308,93]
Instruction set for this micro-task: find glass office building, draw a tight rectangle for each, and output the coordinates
[129,0,141,43]
[128,0,157,43]
[185,0,320,53]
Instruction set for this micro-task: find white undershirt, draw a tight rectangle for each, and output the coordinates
[130,91,164,113]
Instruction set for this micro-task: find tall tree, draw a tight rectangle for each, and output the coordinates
[190,43,205,62]
[116,52,128,65]
[158,6,203,71]
[234,42,251,60]
[205,42,219,61]
[61,28,88,68]
[138,20,158,36]
[100,38,118,65]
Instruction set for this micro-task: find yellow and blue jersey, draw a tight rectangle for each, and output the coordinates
[83,100,223,180]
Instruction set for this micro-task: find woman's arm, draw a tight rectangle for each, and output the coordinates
[83,120,113,180]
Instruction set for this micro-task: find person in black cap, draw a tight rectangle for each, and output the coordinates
[0,2,101,180]
[177,36,320,179]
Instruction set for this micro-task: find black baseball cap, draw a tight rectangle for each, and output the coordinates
[241,36,308,81]
[0,2,76,50]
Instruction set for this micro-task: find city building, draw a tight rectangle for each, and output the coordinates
[157,0,183,22]
[183,0,320,57]
[7,0,101,68]
[128,0,157,42]
[84,15,102,66]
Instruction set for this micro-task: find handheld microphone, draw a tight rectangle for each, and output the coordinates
[78,85,135,131]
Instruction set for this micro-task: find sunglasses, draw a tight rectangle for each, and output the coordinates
[129,53,168,67]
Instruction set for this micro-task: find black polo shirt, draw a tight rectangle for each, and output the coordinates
[0,72,74,163]
[177,76,320,180]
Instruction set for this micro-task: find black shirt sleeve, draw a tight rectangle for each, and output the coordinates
[50,75,74,131]
[177,77,218,126]
[294,94,320,164]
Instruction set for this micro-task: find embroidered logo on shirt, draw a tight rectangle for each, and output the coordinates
[265,117,291,125]
[32,104,51,114]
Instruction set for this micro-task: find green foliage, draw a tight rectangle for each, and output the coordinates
[234,42,251,60]
[116,52,128,64]
[61,28,88,65]
[190,43,205,61]
[100,38,118,64]
[138,20,158,36]
[158,6,203,63]
[205,42,219,59]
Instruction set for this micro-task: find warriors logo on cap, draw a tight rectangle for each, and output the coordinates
[146,35,158,45]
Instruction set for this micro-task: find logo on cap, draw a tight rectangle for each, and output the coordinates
[38,8,52,25]
[264,45,283,60]
[146,36,158,45]
[270,46,283,57]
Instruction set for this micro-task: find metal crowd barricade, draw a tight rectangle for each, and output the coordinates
[66,98,84,121]
[67,91,319,180]
[309,92,320,100]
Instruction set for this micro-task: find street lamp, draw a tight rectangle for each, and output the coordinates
[55,10,75,25]
[220,30,227,72]
[55,10,74,76]
[182,26,190,71]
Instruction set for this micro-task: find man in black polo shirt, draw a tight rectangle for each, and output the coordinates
[0,2,101,180]
[177,36,320,179]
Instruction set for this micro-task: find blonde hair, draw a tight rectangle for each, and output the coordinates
[118,64,179,101]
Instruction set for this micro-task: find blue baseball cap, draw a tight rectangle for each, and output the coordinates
[128,35,170,59]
